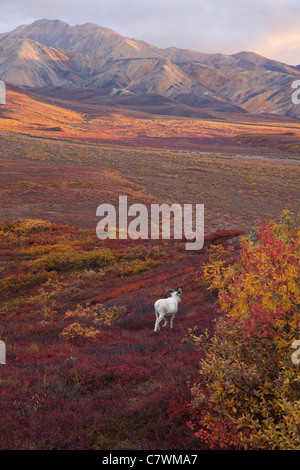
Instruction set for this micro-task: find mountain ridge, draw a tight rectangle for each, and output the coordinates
[0,19,300,118]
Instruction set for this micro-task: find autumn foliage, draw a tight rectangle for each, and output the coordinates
[189,211,300,449]
[1,217,227,449]
[1,211,299,449]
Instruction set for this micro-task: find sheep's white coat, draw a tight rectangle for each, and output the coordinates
[154,290,181,332]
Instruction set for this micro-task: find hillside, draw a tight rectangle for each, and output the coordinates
[0,19,300,118]
[0,217,243,449]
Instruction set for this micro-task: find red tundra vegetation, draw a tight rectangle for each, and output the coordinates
[0,211,299,450]
[0,216,242,449]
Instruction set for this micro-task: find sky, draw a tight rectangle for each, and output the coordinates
[0,0,300,65]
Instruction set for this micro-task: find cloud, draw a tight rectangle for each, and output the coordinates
[0,0,299,64]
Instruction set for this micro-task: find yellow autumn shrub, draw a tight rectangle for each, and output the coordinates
[30,247,116,272]
[60,322,99,343]
[65,303,127,327]
[189,210,300,450]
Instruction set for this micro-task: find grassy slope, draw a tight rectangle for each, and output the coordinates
[0,219,242,449]
[0,134,299,236]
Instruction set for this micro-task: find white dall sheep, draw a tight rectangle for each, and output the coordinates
[154,287,182,332]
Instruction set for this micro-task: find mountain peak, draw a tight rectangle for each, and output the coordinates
[12,18,69,34]
[31,19,69,27]
[2,19,155,59]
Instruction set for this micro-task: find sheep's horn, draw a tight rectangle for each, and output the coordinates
[165,288,175,297]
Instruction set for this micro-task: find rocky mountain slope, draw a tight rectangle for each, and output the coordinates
[0,19,300,118]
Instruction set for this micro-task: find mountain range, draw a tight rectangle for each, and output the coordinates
[0,19,300,118]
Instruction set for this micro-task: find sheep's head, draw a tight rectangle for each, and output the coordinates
[165,288,175,297]
[176,287,182,300]
[165,287,182,301]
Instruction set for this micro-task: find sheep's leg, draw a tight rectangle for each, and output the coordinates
[170,315,175,329]
[162,318,168,327]
[154,306,159,331]
[154,315,164,332]
[154,316,160,332]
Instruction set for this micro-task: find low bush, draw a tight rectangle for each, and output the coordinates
[0,270,51,296]
[1,219,53,234]
[30,247,116,272]
[120,258,160,276]
[65,303,127,327]
[60,322,99,343]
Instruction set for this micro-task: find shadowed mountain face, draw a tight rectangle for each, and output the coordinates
[0,19,300,118]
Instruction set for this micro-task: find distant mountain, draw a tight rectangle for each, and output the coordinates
[1,19,159,60]
[0,36,96,88]
[0,19,299,118]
